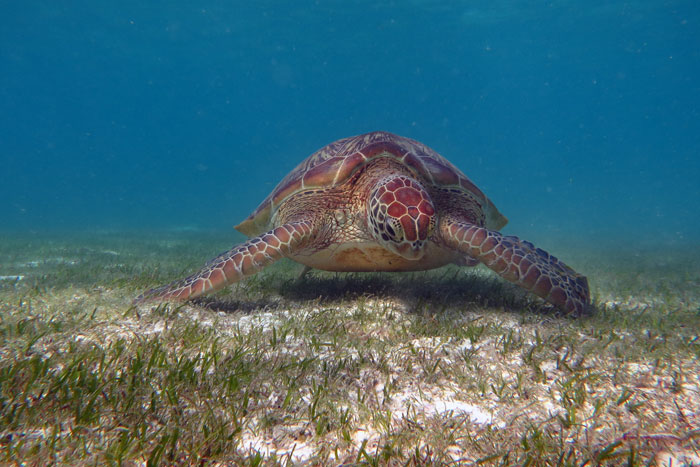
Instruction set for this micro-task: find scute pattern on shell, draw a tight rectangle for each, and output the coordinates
[236,131,505,237]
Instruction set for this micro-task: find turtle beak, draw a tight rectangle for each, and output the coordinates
[391,241,426,261]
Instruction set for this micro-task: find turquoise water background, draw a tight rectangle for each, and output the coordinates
[2,1,698,247]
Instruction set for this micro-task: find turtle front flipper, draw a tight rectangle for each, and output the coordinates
[441,219,590,315]
[135,221,315,303]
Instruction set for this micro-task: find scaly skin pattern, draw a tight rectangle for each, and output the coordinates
[440,217,590,315]
[136,132,591,315]
[134,221,315,302]
[367,176,436,257]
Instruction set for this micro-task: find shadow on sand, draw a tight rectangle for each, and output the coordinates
[192,269,568,317]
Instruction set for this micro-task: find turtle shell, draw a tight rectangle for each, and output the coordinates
[235,131,507,237]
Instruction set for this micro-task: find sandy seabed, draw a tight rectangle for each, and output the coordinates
[0,230,698,465]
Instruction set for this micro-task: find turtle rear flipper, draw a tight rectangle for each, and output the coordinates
[135,221,315,303]
[441,219,590,315]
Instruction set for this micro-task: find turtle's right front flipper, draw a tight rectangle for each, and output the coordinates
[135,221,315,303]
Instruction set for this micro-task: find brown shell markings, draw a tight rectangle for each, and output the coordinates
[235,131,506,237]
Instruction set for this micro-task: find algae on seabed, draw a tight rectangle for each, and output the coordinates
[0,231,698,465]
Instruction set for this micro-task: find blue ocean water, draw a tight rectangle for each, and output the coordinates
[1,1,698,248]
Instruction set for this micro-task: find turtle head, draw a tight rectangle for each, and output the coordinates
[367,176,436,260]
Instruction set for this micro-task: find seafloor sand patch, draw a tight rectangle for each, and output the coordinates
[0,232,698,464]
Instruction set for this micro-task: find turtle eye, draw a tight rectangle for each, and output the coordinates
[386,219,404,242]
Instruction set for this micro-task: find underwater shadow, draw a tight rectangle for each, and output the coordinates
[194,269,576,317]
[279,272,545,315]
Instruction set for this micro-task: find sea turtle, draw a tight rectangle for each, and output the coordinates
[137,131,590,314]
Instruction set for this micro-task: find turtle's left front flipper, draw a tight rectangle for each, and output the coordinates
[441,219,590,315]
[135,220,315,303]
